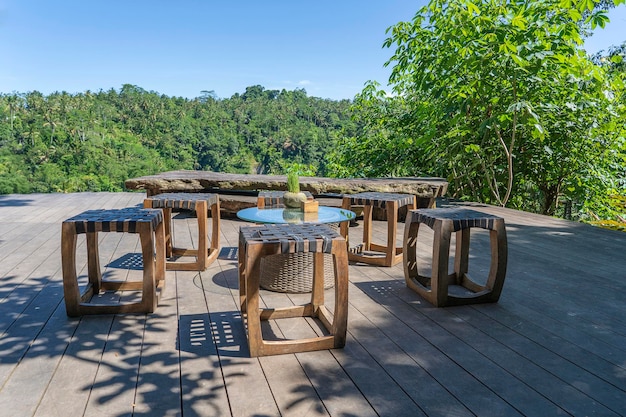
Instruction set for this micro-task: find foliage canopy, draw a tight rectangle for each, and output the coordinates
[1,1,625,229]
[0,85,355,193]
[329,0,625,224]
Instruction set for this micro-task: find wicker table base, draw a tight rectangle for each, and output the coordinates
[260,252,335,292]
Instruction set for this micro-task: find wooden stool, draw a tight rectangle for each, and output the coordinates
[238,223,349,357]
[403,208,507,307]
[61,208,166,317]
[340,192,416,267]
[257,190,313,208]
[144,193,220,271]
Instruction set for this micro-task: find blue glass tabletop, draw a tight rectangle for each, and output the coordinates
[237,206,356,224]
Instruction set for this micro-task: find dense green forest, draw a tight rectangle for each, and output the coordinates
[1,0,624,231]
[329,0,626,229]
[0,85,355,193]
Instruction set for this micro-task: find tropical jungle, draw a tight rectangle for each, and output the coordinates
[1,0,624,230]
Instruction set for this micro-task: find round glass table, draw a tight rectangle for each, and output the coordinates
[237,206,356,224]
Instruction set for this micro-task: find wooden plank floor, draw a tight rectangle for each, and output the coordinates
[0,192,625,417]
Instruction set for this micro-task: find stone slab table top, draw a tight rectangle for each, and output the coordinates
[125,170,449,199]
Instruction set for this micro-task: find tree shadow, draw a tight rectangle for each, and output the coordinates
[0,195,34,207]
[4,194,625,416]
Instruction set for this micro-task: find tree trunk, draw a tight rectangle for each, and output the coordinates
[540,184,559,216]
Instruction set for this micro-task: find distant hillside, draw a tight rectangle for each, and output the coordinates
[0,84,356,193]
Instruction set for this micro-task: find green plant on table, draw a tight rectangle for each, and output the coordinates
[287,171,300,193]
[284,169,307,208]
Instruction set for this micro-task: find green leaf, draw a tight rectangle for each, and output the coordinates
[567,8,583,21]
[511,14,527,29]
[534,124,545,135]
[466,1,480,15]
[589,11,609,30]
[577,0,596,12]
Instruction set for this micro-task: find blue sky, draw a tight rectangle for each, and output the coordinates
[0,1,624,101]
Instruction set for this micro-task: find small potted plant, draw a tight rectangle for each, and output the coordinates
[283,171,308,209]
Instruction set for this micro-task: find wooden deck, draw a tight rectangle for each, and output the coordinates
[0,192,625,417]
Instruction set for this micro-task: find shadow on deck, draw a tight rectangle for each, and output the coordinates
[0,192,624,417]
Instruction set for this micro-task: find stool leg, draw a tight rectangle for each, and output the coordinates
[339,197,351,244]
[195,201,209,270]
[154,217,166,284]
[403,216,419,283]
[331,247,349,348]
[486,222,508,301]
[209,200,220,262]
[162,207,174,258]
[139,223,158,313]
[86,231,102,294]
[311,252,325,310]
[432,220,453,307]
[403,218,433,288]
[385,201,398,266]
[362,204,373,251]
[454,228,471,285]
[245,244,264,357]
[238,235,247,314]
[61,223,81,317]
